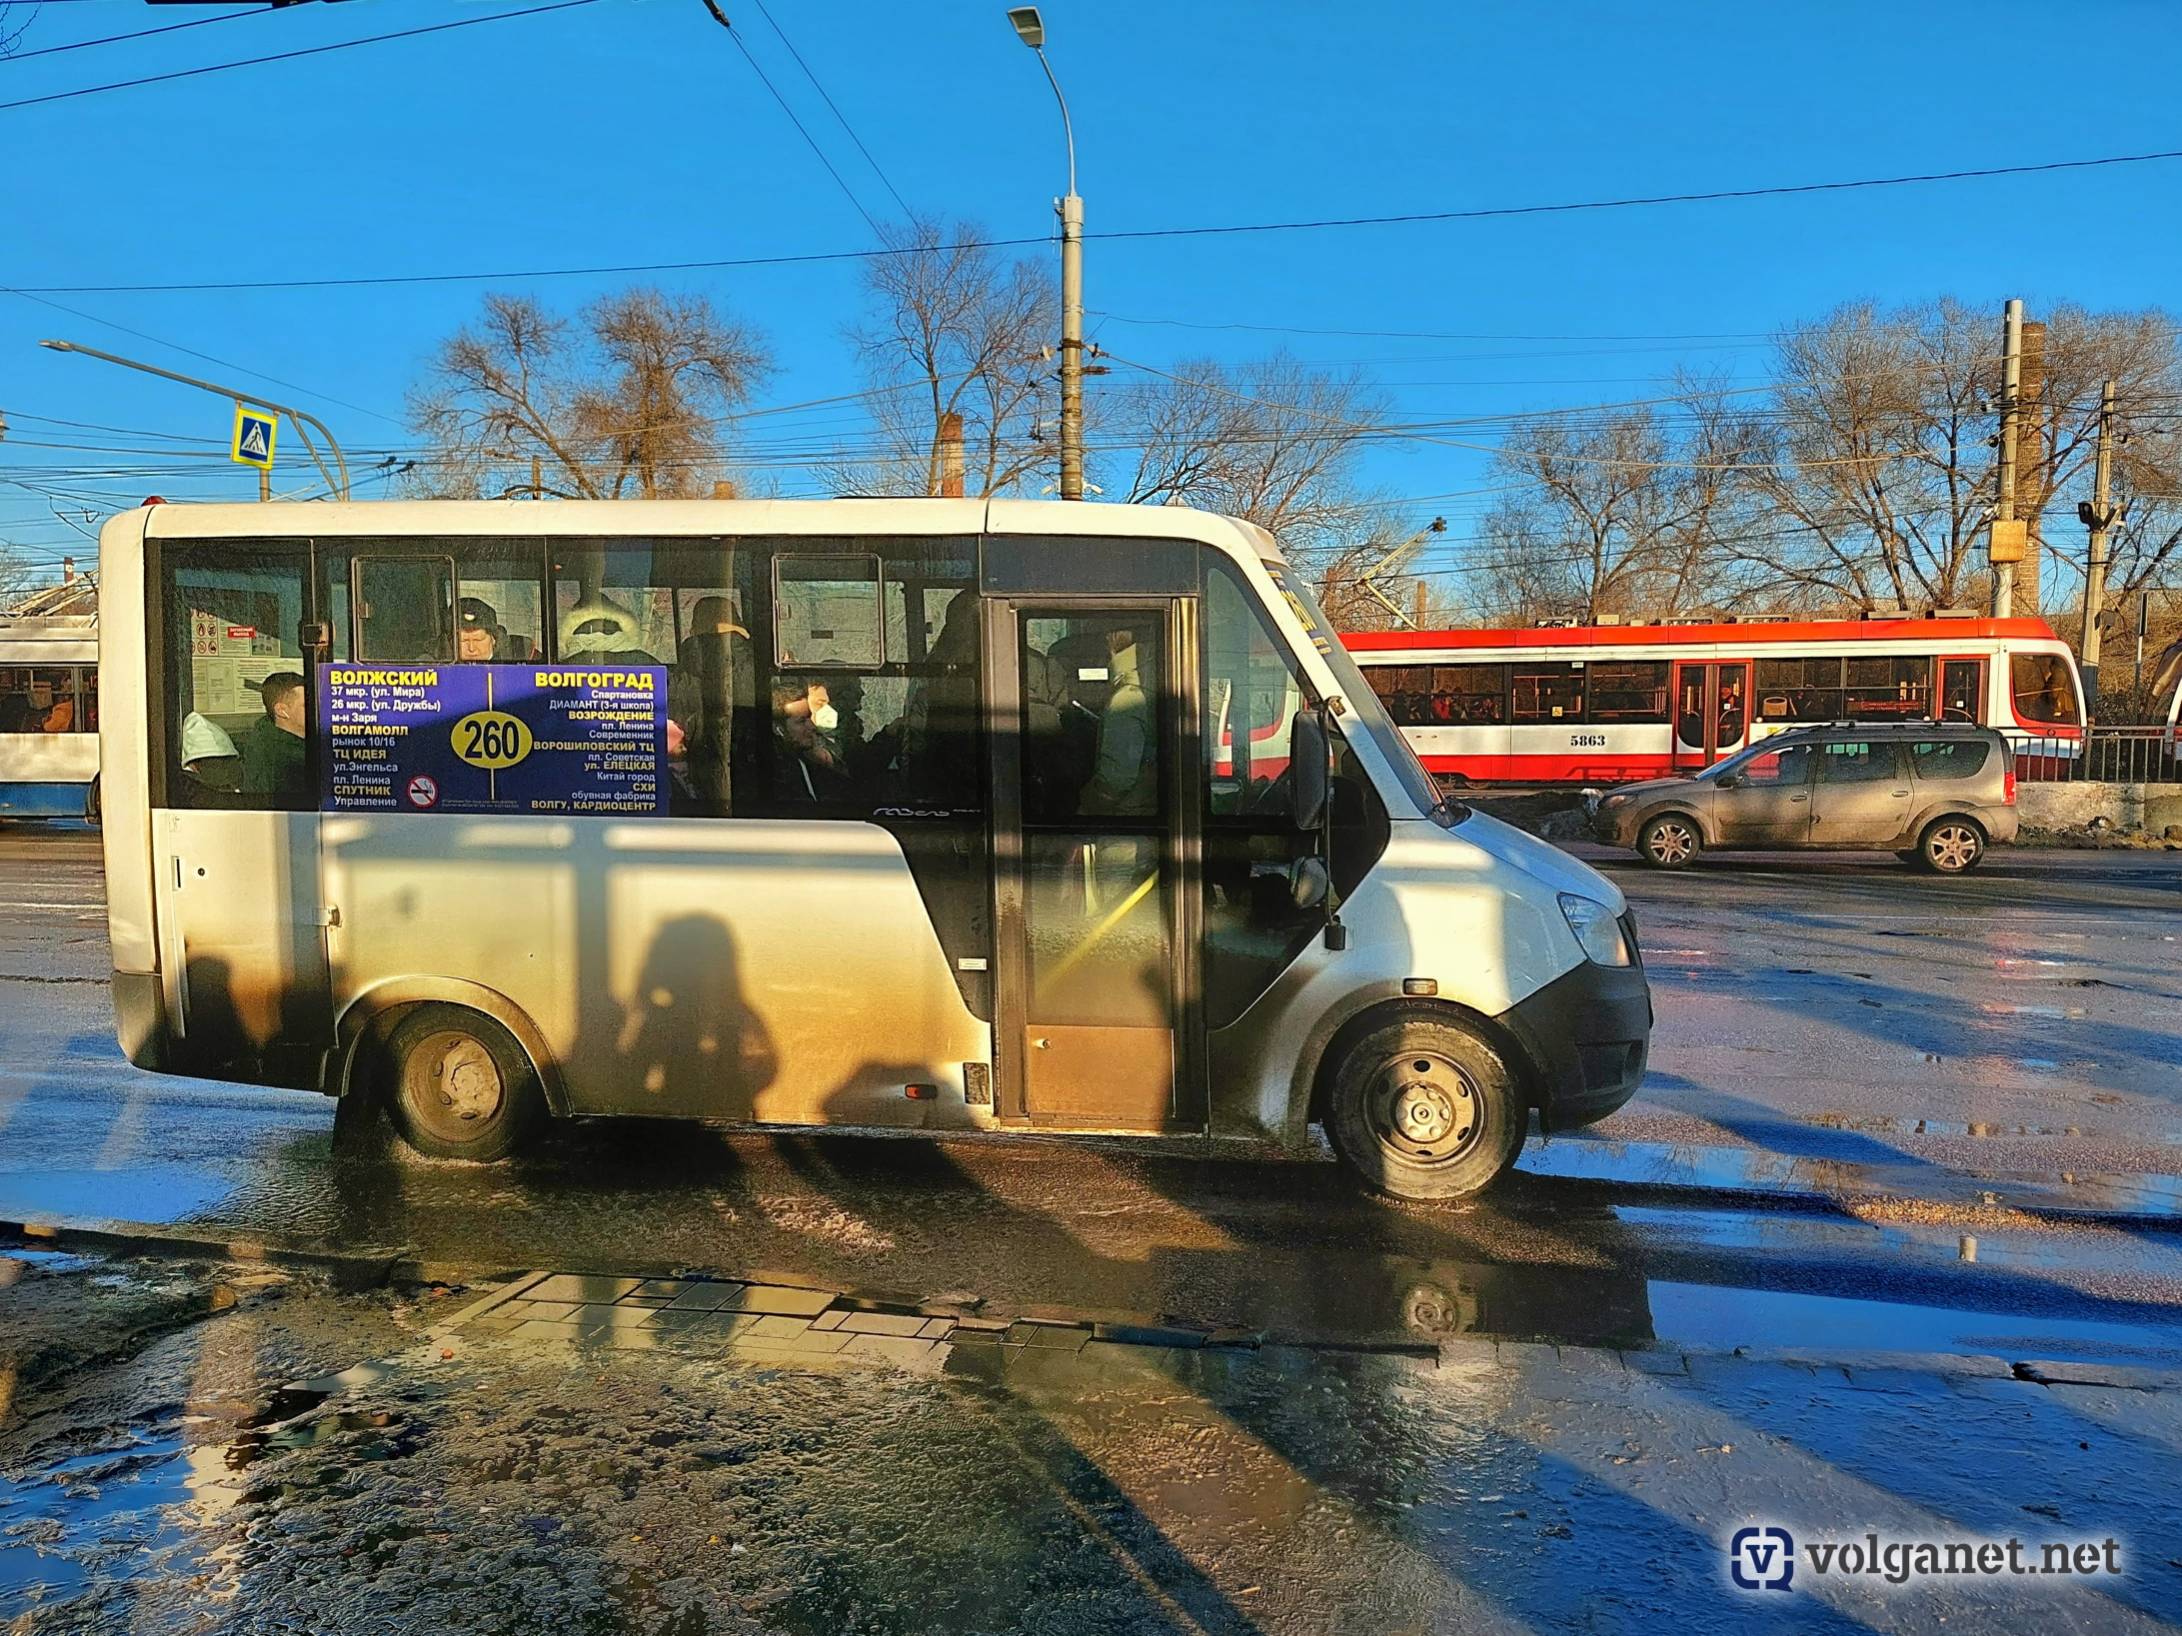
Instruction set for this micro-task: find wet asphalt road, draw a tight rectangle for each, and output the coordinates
[8,829,2182,1632]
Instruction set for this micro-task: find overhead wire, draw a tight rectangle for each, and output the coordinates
[0,0,606,115]
[696,0,883,238]
[746,0,911,217]
[1,3,273,63]
[17,144,2182,294]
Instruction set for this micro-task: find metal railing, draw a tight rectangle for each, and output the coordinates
[2015,726,2181,784]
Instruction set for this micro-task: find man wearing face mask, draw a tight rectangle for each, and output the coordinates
[772,679,850,801]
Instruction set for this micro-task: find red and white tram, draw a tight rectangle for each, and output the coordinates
[1342,615,2085,785]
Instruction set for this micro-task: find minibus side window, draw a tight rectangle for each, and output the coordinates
[354,556,455,662]
[1203,561,1329,1028]
[156,540,316,812]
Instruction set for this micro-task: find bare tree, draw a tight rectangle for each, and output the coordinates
[408,288,771,500]
[1476,381,1766,623]
[1110,353,1392,581]
[1739,300,2177,612]
[841,216,1054,497]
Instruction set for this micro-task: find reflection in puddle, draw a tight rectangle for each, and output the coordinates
[1519,1136,2182,1220]
[0,1384,414,1624]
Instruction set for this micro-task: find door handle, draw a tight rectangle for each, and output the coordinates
[1891,788,1910,798]
[1789,793,1808,803]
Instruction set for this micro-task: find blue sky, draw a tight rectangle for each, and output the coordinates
[4,0,2180,591]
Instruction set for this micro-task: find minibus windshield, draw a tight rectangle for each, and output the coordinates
[1276,573,1457,822]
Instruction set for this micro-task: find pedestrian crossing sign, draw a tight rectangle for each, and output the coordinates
[231,405,277,470]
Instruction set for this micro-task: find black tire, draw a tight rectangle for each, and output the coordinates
[1917,816,1986,875]
[83,774,102,827]
[1325,1009,1526,1202]
[378,1003,544,1161]
[1637,813,1701,870]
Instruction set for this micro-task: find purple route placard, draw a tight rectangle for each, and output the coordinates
[317,662,666,815]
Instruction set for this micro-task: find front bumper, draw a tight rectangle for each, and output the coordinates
[1493,921,1652,1130]
[1589,801,1642,847]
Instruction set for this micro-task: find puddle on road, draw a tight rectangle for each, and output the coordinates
[1517,1136,2182,1220]
[0,1386,416,1623]
[1646,1279,2182,1366]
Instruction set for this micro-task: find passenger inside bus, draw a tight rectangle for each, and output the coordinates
[1085,623,1156,816]
[558,595,660,666]
[669,594,756,813]
[240,671,309,802]
[179,711,243,805]
[457,597,500,661]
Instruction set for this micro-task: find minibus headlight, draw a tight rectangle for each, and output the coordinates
[1558,894,1632,967]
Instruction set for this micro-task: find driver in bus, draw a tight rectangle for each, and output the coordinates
[457,597,500,661]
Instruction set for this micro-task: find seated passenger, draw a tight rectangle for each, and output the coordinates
[671,595,754,812]
[241,671,310,802]
[179,712,244,806]
[558,596,660,666]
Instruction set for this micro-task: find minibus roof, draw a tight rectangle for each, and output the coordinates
[136,497,1286,565]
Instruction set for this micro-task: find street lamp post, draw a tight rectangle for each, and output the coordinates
[1007,7,1085,502]
[38,339,352,501]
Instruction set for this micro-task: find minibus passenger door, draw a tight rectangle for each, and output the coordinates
[989,599,1192,1130]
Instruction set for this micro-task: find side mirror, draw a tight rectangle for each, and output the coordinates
[1290,709,1329,831]
[1715,773,1741,789]
[1288,855,1331,910]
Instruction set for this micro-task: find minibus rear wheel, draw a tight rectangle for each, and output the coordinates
[380,1004,544,1161]
[1325,1009,1525,1201]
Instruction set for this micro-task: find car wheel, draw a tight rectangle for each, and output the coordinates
[1325,1010,1526,1202]
[1637,814,1701,869]
[1918,818,1985,875]
[379,1003,544,1161]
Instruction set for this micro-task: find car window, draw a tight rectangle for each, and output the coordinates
[1736,743,1814,786]
[1814,741,1898,783]
[1909,739,1990,781]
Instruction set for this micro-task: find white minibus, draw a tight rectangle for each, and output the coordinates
[98,499,1650,1200]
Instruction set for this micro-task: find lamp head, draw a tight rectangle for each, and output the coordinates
[1006,7,1044,48]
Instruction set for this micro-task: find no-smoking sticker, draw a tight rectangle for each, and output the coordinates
[406,775,439,810]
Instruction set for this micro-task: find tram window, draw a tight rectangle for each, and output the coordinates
[2010,651,2081,726]
[0,667,88,734]
[1756,656,1846,722]
[1511,661,1584,722]
[1361,664,1430,726]
[1435,663,1507,725]
[1586,660,1670,723]
[1845,655,1933,720]
[159,542,314,811]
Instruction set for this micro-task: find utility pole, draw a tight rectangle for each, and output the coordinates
[531,454,543,500]
[2017,319,2048,613]
[1008,8,1085,501]
[2076,378,2121,717]
[1991,300,2025,617]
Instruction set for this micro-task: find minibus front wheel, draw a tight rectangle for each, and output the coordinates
[379,1003,545,1161]
[1324,1008,1525,1201]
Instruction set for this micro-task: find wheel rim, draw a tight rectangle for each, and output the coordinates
[1646,820,1695,864]
[401,1030,505,1144]
[1928,825,1979,871]
[1364,1051,1484,1165]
